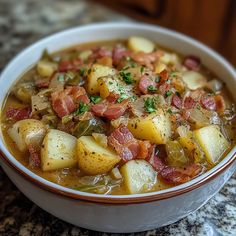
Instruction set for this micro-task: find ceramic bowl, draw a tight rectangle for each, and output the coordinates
[0,23,235,233]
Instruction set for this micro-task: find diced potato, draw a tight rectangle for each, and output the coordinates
[194,125,230,164]
[8,119,46,152]
[77,136,120,175]
[120,160,157,194]
[124,66,143,82]
[87,64,116,94]
[128,36,155,53]
[41,129,77,171]
[182,71,207,90]
[79,50,92,61]
[98,76,133,99]
[128,109,171,144]
[160,52,180,65]
[37,60,57,77]
[154,61,167,73]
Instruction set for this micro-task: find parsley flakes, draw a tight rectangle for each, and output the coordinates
[75,102,89,115]
[90,96,102,104]
[119,71,133,84]
[147,85,157,92]
[144,97,156,113]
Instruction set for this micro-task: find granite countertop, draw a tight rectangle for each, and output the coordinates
[0,0,235,235]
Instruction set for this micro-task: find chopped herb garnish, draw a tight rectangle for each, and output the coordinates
[57,74,65,82]
[130,95,137,102]
[144,97,156,113]
[140,66,145,74]
[147,85,157,92]
[123,66,130,71]
[167,108,173,114]
[117,93,127,103]
[165,91,172,97]
[79,68,86,77]
[120,71,133,84]
[131,62,136,68]
[90,96,102,104]
[155,76,161,83]
[109,81,113,85]
[170,71,178,77]
[75,102,89,115]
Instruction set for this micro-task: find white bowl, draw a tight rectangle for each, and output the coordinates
[0,23,235,233]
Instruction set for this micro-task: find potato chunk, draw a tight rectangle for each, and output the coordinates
[128,36,155,53]
[128,109,171,144]
[120,160,157,194]
[41,129,77,171]
[194,125,230,164]
[8,119,46,152]
[37,60,57,77]
[87,64,116,94]
[182,71,207,90]
[77,136,120,175]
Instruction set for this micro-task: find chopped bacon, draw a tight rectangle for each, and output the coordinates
[138,75,157,94]
[146,146,202,184]
[35,78,50,88]
[108,126,140,162]
[65,86,90,104]
[172,95,182,109]
[58,59,82,72]
[131,50,163,69]
[200,95,216,111]
[92,99,129,120]
[159,69,169,84]
[51,91,76,118]
[112,46,131,65]
[6,107,31,121]
[89,47,112,61]
[137,141,152,159]
[158,83,171,96]
[214,95,226,113]
[28,144,41,168]
[183,96,196,109]
[183,55,201,70]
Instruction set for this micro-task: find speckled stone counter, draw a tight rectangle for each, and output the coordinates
[0,0,235,235]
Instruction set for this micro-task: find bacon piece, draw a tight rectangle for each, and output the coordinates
[138,75,157,94]
[35,78,50,88]
[160,167,190,184]
[158,83,171,96]
[159,69,169,84]
[28,144,41,168]
[183,96,196,109]
[108,126,140,162]
[112,46,131,65]
[131,50,163,69]
[214,95,226,113]
[172,95,182,109]
[137,141,152,159]
[65,86,90,104]
[51,91,76,118]
[89,47,112,61]
[6,107,31,121]
[58,59,82,72]
[200,95,216,110]
[183,55,201,70]
[92,100,129,120]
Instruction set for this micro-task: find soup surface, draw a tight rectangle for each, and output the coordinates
[1,37,235,195]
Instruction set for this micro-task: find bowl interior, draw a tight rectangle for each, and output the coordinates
[0,22,235,201]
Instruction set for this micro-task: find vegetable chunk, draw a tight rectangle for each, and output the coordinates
[182,71,207,90]
[8,119,46,152]
[41,129,77,171]
[194,125,230,164]
[128,36,155,53]
[121,160,157,194]
[87,64,116,94]
[77,136,120,175]
[128,109,171,144]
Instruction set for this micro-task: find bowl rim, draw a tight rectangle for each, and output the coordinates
[0,22,235,204]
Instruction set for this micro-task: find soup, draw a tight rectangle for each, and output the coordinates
[1,37,235,195]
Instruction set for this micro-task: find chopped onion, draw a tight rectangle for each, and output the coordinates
[189,109,209,128]
[205,79,223,93]
[177,125,190,137]
[111,167,122,179]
